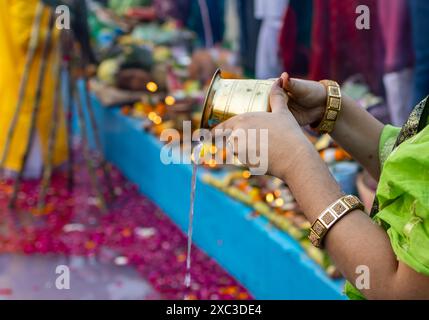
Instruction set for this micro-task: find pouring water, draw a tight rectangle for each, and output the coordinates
[184,142,204,289]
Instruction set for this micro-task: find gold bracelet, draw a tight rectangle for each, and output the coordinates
[309,195,364,248]
[312,80,342,134]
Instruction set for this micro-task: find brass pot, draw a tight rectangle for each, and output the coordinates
[200,69,276,129]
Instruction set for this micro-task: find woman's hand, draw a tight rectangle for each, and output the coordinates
[213,75,429,300]
[280,73,327,126]
[213,79,314,178]
[281,72,384,180]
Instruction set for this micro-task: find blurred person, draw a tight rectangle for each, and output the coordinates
[409,0,429,106]
[187,0,225,48]
[254,0,289,79]
[237,0,260,77]
[0,0,68,179]
[378,0,414,126]
[309,0,384,95]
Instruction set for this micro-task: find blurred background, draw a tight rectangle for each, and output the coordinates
[0,0,427,300]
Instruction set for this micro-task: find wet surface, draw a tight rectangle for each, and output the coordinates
[0,254,160,300]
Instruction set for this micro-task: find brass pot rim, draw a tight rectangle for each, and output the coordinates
[200,69,222,130]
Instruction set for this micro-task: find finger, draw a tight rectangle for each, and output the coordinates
[281,72,314,98]
[269,78,289,113]
[280,72,289,90]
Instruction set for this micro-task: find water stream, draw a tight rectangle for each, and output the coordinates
[184,142,204,289]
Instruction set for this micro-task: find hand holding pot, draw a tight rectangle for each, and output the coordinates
[213,79,314,179]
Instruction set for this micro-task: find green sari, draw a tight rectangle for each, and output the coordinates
[345,96,429,299]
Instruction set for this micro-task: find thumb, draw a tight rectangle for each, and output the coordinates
[269,78,289,113]
[281,72,312,98]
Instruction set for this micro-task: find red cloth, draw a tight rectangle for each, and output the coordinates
[279,7,297,72]
[278,1,312,76]
[377,0,413,73]
[309,0,384,93]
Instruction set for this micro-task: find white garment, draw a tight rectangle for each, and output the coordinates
[1,133,43,180]
[254,0,289,20]
[224,0,240,51]
[23,132,43,179]
[383,68,414,126]
[255,20,284,79]
[254,0,289,79]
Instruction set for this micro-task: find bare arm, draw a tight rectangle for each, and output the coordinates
[284,79,429,299]
[281,142,429,299]
[218,80,429,299]
[330,95,384,180]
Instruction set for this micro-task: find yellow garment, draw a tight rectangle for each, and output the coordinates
[0,0,68,173]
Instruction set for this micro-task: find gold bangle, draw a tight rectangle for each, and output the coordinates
[308,195,364,248]
[313,80,342,134]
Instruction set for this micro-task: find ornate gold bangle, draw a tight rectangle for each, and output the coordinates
[312,80,342,134]
[309,195,364,248]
